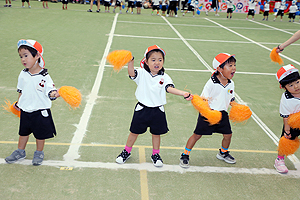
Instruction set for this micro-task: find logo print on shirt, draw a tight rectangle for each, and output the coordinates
[39,79,46,87]
[228,89,233,94]
[159,78,164,85]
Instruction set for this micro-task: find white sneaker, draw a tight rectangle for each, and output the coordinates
[215,14,219,16]
[274,158,288,174]
[175,15,178,17]
[166,14,169,17]
[205,11,208,15]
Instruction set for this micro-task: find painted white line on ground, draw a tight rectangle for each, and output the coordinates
[1,158,299,178]
[249,20,295,35]
[205,18,300,66]
[62,13,119,162]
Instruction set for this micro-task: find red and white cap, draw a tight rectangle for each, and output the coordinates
[140,45,166,68]
[276,64,299,82]
[17,39,45,69]
[212,53,235,70]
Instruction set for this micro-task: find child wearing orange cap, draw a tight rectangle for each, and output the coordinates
[5,39,60,166]
[274,64,300,174]
[115,45,192,167]
[179,53,237,168]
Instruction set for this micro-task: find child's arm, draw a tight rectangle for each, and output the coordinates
[283,117,291,139]
[166,87,193,101]
[128,57,135,77]
[50,90,60,98]
[277,30,300,52]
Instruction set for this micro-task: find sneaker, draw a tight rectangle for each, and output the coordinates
[8,4,11,7]
[32,151,44,166]
[262,18,265,21]
[126,10,128,13]
[5,150,26,164]
[116,149,131,164]
[119,11,122,14]
[182,13,185,16]
[96,9,100,12]
[205,11,208,15]
[113,9,115,13]
[215,14,219,16]
[87,9,92,12]
[166,14,169,17]
[274,158,288,174]
[175,15,178,17]
[179,153,190,168]
[131,12,133,14]
[216,149,236,164]
[4,4,8,7]
[151,153,163,167]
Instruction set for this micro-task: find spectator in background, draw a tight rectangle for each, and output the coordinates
[206,0,219,16]
[87,0,100,12]
[166,0,179,17]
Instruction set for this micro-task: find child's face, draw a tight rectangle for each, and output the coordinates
[145,51,164,75]
[285,79,300,95]
[18,48,40,71]
[218,61,236,80]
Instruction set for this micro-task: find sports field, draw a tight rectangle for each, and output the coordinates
[1,1,300,199]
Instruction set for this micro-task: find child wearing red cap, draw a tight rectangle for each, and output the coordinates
[274,64,300,174]
[116,45,192,167]
[5,39,60,166]
[179,53,237,168]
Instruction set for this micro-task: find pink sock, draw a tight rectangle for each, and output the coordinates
[152,149,160,155]
[125,145,132,153]
[277,155,284,160]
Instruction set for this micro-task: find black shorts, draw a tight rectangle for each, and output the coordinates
[227,8,232,13]
[19,109,56,140]
[277,9,284,16]
[152,5,160,10]
[248,9,255,16]
[194,111,232,135]
[62,0,68,4]
[263,11,269,16]
[289,13,296,19]
[104,1,110,6]
[115,1,121,6]
[161,5,167,11]
[130,103,169,135]
[128,1,135,8]
[136,2,142,7]
[211,0,219,9]
[281,125,300,140]
[188,5,195,11]
[22,0,29,2]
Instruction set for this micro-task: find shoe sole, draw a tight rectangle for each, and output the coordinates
[216,154,236,164]
[179,158,190,168]
[33,161,43,166]
[274,164,288,174]
[151,158,163,167]
[5,156,26,164]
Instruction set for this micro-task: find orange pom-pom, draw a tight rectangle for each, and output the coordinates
[278,136,300,156]
[191,95,222,125]
[2,99,20,118]
[229,102,252,123]
[288,111,300,129]
[270,47,284,65]
[58,86,82,109]
[106,50,132,72]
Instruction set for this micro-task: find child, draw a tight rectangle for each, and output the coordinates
[5,39,60,166]
[87,0,100,12]
[126,0,135,14]
[274,64,300,173]
[161,0,168,16]
[274,0,286,21]
[246,0,257,20]
[182,0,196,17]
[262,0,270,21]
[4,0,12,7]
[166,0,178,17]
[22,0,31,8]
[113,0,122,13]
[179,53,236,168]
[288,0,298,22]
[115,45,192,167]
[226,0,234,19]
[136,0,142,14]
[104,0,111,12]
[42,0,48,9]
[151,0,161,15]
[205,0,219,16]
[62,0,68,10]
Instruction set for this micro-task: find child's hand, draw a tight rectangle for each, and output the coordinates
[276,45,284,53]
[51,90,60,98]
[284,130,291,139]
[183,93,193,101]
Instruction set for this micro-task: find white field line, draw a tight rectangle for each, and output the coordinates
[248,20,295,35]
[62,13,119,162]
[205,18,300,66]
[205,18,300,165]
[1,158,299,177]
[162,16,300,167]
[112,34,300,46]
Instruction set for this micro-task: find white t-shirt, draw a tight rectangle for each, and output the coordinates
[248,1,257,10]
[279,2,286,10]
[264,3,270,11]
[201,73,235,111]
[17,69,56,113]
[289,5,298,13]
[227,0,234,9]
[162,0,168,6]
[153,0,161,6]
[131,68,174,107]
[279,91,300,118]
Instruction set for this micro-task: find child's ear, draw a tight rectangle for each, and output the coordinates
[35,52,41,60]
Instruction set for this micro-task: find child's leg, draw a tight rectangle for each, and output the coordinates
[116,132,138,164]
[96,0,100,10]
[152,134,160,151]
[216,134,236,164]
[184,133,202,154]
[151,134,163,166]
[36,139,45,151]
[18,135,29,150]
[221,133,232,150]
[33,139,45,166]
[125,132,139,148]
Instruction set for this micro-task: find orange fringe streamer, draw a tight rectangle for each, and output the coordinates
[270,47,284,65]
[58,86,82,109]
[191,95,222,125]
[278,136,300,156]
[288,111,300,129]
[1,99,20,118]
[229,102,252,123]
[106,50,132,72]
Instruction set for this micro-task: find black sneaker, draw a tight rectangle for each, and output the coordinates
[216,149,236,164]
[179,153,190,168]
[151,153,163,167]
[96,9,100,13]
[116,149,131,164]
[87,9,92,12]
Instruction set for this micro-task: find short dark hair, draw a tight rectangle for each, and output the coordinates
[18,45,40,64]
[144,49,165,73]
[280,72,300,88]
[215,56,236,75]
